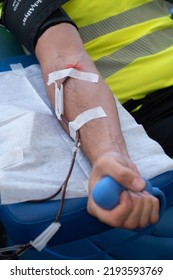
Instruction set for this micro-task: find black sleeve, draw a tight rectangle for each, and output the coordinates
[1,0,77,54]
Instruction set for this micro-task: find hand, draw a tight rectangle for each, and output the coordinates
[87,152,159,229]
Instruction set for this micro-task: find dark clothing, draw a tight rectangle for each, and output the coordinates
[123,86,173,158]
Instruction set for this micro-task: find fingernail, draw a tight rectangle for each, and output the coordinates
[131,177,145,191]
[128,190,136,197]
[121,191,130,204]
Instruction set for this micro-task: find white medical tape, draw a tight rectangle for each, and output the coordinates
[47,68,99,120]
[47,68,99,86]
[30,222,61,252]
[55,83,64,120]
[10,63,24,71]
[10,63,27,76]
[0,147,23,170]
[69,106,107,140]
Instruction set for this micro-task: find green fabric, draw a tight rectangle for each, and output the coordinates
[0,27,24,59]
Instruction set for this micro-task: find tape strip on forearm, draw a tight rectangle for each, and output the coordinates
[1,0,76,54]
[47,67,107,140]
[69,107,107,140]
[47,67,100,120]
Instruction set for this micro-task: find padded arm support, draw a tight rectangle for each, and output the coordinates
[1,0,76,54]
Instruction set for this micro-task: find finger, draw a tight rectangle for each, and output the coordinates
[121,191,144,229]
[134,192,153,228]
[87,191,133,228]
[143,191,160,224]
[122,192,159,229]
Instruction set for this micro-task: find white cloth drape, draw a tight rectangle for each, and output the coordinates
[0,64,173,204]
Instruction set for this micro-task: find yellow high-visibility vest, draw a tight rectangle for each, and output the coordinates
[63,0,173,104]
[1,1,173,104]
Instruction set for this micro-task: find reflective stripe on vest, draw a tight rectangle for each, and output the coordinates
[79,0,169,44]
[95,27,173,79]
[63,0,173,103]
[0,4,2,16]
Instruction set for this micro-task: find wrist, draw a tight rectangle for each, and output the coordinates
[79,127,129,165]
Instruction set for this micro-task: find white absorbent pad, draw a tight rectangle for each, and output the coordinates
[0,64,173,204]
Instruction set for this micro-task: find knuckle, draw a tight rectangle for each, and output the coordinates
[138,219,149,228]
[129,192,143,205]
[111,221,122,228]
[152,196,160,207]
[123,220,137,230]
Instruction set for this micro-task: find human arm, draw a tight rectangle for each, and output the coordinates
[35,23,159,229]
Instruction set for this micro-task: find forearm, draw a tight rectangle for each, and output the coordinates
[35,23,128,164]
